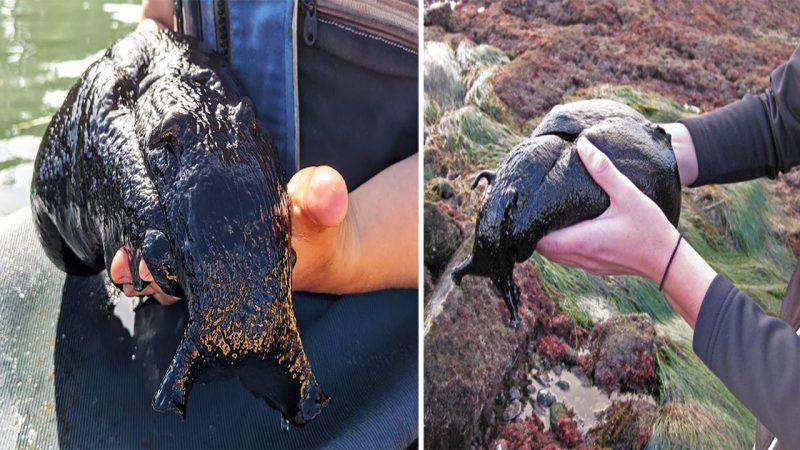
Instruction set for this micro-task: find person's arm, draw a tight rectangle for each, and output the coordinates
[675,45,800,186]
[289,153,419,293]
[536,138,800,445]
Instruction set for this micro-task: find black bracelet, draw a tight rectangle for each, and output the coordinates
[659,234,683,291]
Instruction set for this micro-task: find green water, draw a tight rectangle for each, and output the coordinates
[0,0,139,217]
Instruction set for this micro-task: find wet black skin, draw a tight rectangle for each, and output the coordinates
[30,30,329,426]
[452,100,682,327]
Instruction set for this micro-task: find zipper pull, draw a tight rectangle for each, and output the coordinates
[302,0,318,46]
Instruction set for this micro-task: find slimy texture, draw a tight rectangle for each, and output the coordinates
[453,100,681,327]
[30,30,328,426]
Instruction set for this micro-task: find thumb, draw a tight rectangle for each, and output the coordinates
[287,166,348,229]
[576,137,636,201]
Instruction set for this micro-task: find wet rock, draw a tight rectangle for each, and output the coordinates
[536,389,555,407]
[424,2,452,30]
[502,398,523,422]
[424,242,547,448]
[588,314,658,394]
[588,400,657,450]
[424,42,464,111]
[509,386,521,401]
[423,202,464,277]
[556,380,570,391]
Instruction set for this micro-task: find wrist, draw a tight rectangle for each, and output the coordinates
[660,122,699,186]
[642,223,682,283]
[660,238,717,328]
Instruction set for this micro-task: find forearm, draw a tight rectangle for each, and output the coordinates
[660,122,699,187]
[344,153,419,292]
[674,45,800,186]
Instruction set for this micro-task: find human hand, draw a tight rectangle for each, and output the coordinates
[536,137,681,282]
[110,247,180,305]
[287,165,359,293]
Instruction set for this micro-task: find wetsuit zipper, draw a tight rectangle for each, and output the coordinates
[300,0,418,51]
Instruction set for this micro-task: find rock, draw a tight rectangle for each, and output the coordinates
[456,40,510,82]
[424,267,434,301]
[436,178,456,199]
[488,438,510,450]
[423,202,463,277]
[495,416,558,450]
[549,402,582,447]
[536,335,568,364]
[502,398,523,422]
[435,106,522,167]
[556,380,570,391]
[536,389,555,407]
[464,65,511,125]
[554,416,583,448]
[588,314,658,394]
[424,241,546,448]
[549,314,573,339]
[509,386,521,401]
[447,1,796,124]
[424,2,452,30]
[424,42,464,111]
[588,400,657,450]
[549,402,569,429]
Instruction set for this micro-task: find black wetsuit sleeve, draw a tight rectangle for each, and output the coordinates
[693,275,800,446]
[680,45,800,186]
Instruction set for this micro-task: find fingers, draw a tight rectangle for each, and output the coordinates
[536,220,599,259]
[110,246,180,305]
[288,165,348,229]
[110,248,132,285]
[576,137,638,202]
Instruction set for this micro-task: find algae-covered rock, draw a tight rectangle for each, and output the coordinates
[437,105,522,167]
[456,40,510,87]
[465,65,512,124]
[589,400,657,450]
[549,401,582,447]
[424,240,547,448]
[566,84,693,123]
[424,42,465,111]
[588,314,658,395]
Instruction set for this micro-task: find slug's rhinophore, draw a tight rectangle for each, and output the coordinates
[452,100,682,327]
[30,30,329,426]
